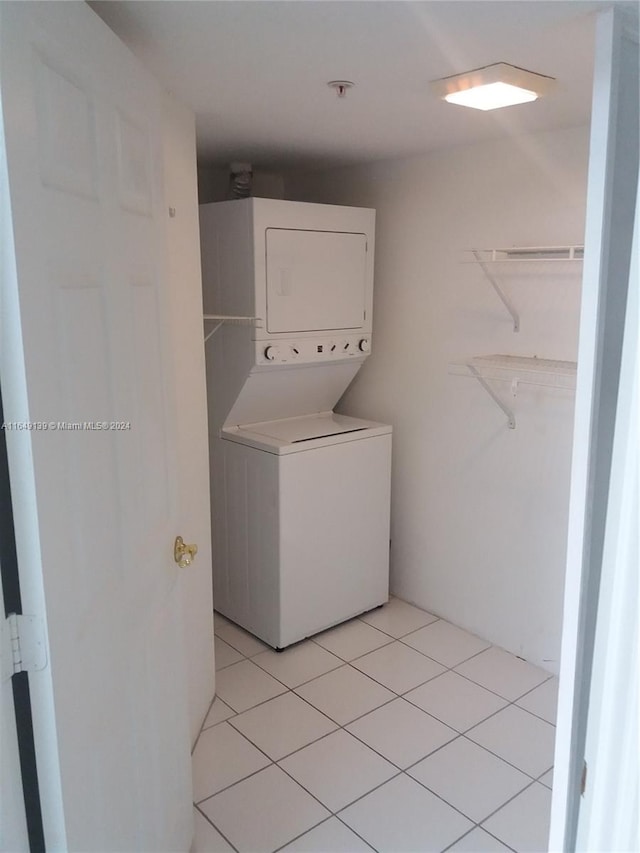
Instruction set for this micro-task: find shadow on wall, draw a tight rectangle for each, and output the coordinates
[197,165,285,203]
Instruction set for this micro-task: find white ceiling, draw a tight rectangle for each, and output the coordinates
[91,0,612,170]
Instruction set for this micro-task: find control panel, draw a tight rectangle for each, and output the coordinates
[256,335,371,366]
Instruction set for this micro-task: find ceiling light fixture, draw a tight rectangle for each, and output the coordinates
[430,62,555,111]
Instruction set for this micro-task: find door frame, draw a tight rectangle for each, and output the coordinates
[550,5,639,850]
[2,2,636,849]
[0,383,45,851]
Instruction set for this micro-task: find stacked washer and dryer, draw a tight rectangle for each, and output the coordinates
[200,198,391,649]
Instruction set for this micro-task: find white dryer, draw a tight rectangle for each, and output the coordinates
[201,198,391,649]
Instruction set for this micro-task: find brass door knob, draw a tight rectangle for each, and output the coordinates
[174,536,198,568]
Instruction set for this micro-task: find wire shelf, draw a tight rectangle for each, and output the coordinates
[203,315,262,342]
[466,245,584,263]
[453,355,578,389]
[464,246,584,332]
[449,355,578,429]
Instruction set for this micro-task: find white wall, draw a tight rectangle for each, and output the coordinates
[286,125,589,673]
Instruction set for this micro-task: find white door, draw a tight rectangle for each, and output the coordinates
[0,4,193,849]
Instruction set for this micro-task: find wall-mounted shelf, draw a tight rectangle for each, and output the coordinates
[465,245,584,333]
[203,314,262,343]
[469,245,584,263]
[449,355,577,429]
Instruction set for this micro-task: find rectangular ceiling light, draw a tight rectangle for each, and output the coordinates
[431,62,555,111]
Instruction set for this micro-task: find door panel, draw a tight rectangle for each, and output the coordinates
[35,50,99,200]
[116,110,153,216]
[130,278,172,532]
[0,3,192,849]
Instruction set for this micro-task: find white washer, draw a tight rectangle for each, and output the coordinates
[201,198,391,648]
[214,413,391,649]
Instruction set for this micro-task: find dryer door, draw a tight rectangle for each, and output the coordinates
[266,228,367,333]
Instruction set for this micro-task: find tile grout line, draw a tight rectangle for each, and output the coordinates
[441,823,519,853]
[204,606,556,852]
[481,775,544,823]
[271,813,378,853]
[390,769,485,829]
[217,650,463,773]
[194,802,241,853]
[332,814,379,852]
[206,648,555,787]
[218,614,556,713]
[206,636,554,791]
[248,654,345,690]
[475,827,520,853]
[203,720,406,851]
[279,759,403,832]
[310,634,396,661]
[201,689,536,851]
[191,689,220,755]
[217,607,558,691]
[309,629,555,715]
[229,715,339,765]
[406,752,536,828]
[293,682,399,728]
[195,758,273,807]
[198,692,401,805]
[200,680,457,847]
[226,689,410,776]
[444,668,557,724]
[200,697,237,733]
[458,731,554,783]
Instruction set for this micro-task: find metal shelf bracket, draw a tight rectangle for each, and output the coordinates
[204,320,224,342]
[472,249,520,332]
[450,355,577,429]
[467,363,516,429]
[467,245,584,333]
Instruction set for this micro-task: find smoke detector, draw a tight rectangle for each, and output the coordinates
[327,80,354,98]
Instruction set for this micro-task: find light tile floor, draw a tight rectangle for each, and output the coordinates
[192,597,558,853]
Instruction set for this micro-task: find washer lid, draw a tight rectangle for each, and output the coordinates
[247,411,374,442]
[221,411,391,455]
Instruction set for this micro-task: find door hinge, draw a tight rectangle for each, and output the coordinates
[581,760,588,796]
[2,613,47,682]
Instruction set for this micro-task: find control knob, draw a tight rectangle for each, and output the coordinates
[264,345,280,361]
[358,338,371,353]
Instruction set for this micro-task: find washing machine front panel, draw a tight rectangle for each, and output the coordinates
[278,432,391,647]
[212,430,391,649]
[211,437,282,647]
[265,228,367,334]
